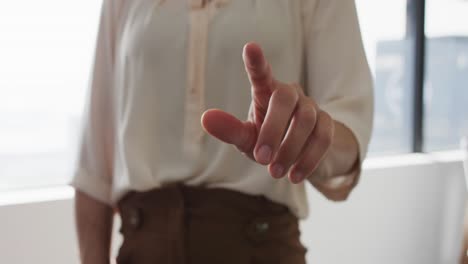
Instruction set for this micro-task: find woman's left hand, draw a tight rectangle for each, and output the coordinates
[202,42,334,184]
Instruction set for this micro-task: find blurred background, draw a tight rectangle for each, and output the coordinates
[0,0,467,263]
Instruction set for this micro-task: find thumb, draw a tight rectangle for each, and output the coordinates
[201,109,256,153]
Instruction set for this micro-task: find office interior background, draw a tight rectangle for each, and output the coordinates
[0,0,467,263]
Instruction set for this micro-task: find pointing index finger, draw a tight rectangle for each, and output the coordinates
[243,42,274,95]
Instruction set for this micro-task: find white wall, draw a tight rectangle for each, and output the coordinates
[302,153,466,264]
[0,152,465,264]
[0,199,79,264]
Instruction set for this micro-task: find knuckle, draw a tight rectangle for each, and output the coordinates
[296,104,317,130]
[317,127,333,147]
[318,110,331,123]
[272,86,298,106]
[291,83,303,94]
[316,112,334,146]
[320,111,333,126]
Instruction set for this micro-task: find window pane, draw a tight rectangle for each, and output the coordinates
[0,1,101,190]
[355,0,412,155]
[424,0,468,152]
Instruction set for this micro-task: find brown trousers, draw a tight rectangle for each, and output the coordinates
[116,184,307,264]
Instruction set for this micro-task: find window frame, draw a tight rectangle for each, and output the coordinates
[407,0,427,152]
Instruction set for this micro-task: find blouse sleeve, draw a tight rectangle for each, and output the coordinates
[302,0,374,198]
[70,0,122,205]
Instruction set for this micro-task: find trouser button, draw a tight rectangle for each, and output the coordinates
[255,222,269,234]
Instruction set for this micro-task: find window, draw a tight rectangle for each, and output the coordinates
[355,0,410,155]
[0,1,101,190]
[357,0,468,154]
[424,0,468,151]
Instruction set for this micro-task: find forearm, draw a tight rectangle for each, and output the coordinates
[307,120,360,200]
[75,190,114,264]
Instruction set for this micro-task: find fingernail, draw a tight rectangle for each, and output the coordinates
[271,164,284,178]
[256,145,272,164]
[291,172,304,184]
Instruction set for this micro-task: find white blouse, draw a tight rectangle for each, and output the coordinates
[71,0,373,219]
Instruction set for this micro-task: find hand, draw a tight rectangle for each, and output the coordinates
[201,42,335,184]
